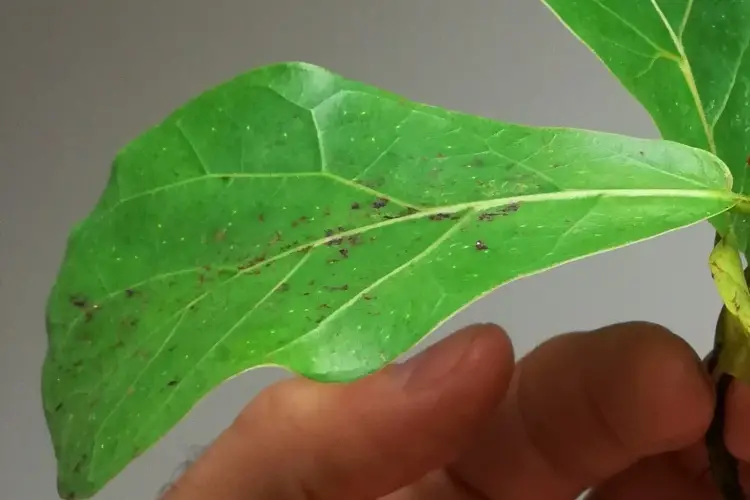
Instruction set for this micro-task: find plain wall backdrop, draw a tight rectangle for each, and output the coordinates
[0,1,725,498]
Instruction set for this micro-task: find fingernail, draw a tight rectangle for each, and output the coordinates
[389,325,485,392]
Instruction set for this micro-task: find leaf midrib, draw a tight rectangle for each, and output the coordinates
[57,176,739,353]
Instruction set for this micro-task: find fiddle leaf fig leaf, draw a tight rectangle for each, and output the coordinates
[44,61,741,498]
[539,0,750,246]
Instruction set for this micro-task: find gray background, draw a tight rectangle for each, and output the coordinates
[0,1,724,499]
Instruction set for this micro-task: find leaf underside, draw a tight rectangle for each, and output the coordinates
[43,61,736,498]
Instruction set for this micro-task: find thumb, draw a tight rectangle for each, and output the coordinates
[162,323,515,500]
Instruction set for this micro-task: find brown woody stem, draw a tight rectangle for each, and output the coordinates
[705,348,744,500]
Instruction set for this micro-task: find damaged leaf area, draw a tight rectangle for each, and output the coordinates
[43,62,738,498]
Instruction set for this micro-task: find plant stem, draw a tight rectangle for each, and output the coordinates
[705,339,745,499]
[706,375,743,499]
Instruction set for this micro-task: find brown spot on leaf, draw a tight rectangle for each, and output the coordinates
[238,254,266,270]
[429,213,452,221]
[258,214,265,223]
[503,202,521,213]
[55,402,64,412]
[70,296,87,309]
[279,283,290,292]
[166,380,179,387]
[372,197,389,209]
[475,240,489,251]
[351,202,360,210]
[326,284,349,292]
[478,203,520,221]
[121,317,139,328]
[363,294,375,301]
[339,248,349,258]
[269,231,283,245]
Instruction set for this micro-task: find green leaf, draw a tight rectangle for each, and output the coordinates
[44,61,738,498]
[539,0,750,248]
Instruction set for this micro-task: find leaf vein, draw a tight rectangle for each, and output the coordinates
[352,137,401,182]
[590,0,677,56]
[711,34,750,130]
[263,210,474,359]
[175,120,211,175]
[310,108,327,173]
[678,0,694,40]
[543,196,603,258]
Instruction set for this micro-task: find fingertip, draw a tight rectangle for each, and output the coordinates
[588,321,713,453]
[457,322,515,376]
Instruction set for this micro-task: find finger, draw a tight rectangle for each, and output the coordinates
[161,323,515,500]
[449,321,714,500]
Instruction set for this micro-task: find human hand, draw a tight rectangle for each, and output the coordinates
[160,322,748,499]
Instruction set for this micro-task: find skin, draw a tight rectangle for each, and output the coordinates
[160,321,750,499]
